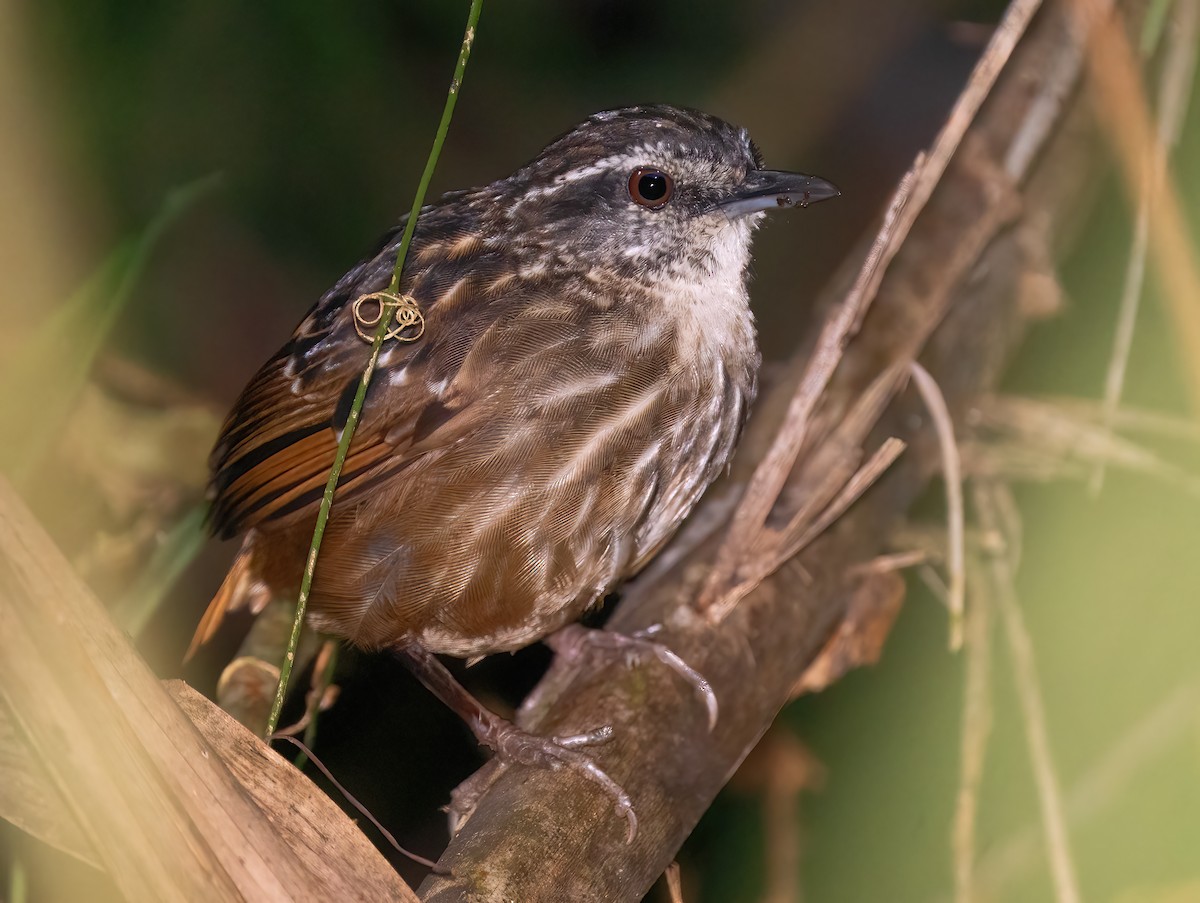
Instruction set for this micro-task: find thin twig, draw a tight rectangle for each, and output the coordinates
[918,563,952,611]
[271,736,440,871]
[777,365,909,546]
[717,367,910,614]
[779,438,908,564]
[264,0,484,738]
[761,734,821,903]
[1092,162,1153,494]
[850,548,930,575]
[273,640,340,772]
[974,481,1081,903]
[698,170,917,619]
[909,362,966,650]
[699,0,1045,619]
[664,862,684,903]
[1091,0,1200,493]
[299,640,339,765]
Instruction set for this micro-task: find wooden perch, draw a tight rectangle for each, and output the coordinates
[0,477,419,903]
[419,1,1141,900]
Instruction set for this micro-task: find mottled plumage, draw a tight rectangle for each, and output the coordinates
[200,105,837,661]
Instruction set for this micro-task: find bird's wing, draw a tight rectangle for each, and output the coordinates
[207,211,510,540]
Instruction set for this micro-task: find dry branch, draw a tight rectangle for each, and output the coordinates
[419,1,1150,900]
[0,477,418,903]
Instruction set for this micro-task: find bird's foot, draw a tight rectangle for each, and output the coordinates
[545,623,718,731]
[471,712,637,843]
[394,639,636,842]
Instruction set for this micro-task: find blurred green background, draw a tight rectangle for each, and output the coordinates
[3,0,1200,901]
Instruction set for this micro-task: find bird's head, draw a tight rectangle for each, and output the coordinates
[494,104,839,281]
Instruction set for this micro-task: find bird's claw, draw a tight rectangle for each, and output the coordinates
[548,623,719,731]
[483,717,637,843]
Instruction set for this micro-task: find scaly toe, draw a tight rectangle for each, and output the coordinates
[488,719,637,842]
[547,624,719,730]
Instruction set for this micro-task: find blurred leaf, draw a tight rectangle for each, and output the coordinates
[1140,0,1173,54]
[111,502,209,636]
[8,859,27,903]
[0,173,221,480]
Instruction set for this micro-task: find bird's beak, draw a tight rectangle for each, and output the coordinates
[719,170,840,219]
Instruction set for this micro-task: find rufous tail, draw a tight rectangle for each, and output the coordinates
[184,542,271,661]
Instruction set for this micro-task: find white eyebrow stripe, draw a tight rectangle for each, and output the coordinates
[516,144,675,202]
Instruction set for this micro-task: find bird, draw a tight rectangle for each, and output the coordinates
[195,104,837,836]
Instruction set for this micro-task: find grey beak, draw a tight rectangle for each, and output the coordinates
[720,170,840,218]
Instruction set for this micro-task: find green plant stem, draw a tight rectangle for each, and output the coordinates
[264,0,485,739]
[387,4,483,294]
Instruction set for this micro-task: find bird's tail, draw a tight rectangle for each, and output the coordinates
[184,538,271,661]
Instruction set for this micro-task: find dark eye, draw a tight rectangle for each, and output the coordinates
[628,167,674,209]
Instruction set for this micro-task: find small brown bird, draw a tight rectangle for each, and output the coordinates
[198,104,836,830]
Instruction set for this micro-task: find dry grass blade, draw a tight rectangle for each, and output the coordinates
[968,680,1200,900]
[0,696,99,868]
[1092,0,1200,493]
[953,558,995,903]
[1071,0,1200,410]
[790,568,906,698]
[968,395,1200,495]
[778,365,909,541]
[1036,396,1200,442]
[974,480,1081,903]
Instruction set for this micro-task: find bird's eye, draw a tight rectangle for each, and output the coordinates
[628,167,674,209]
